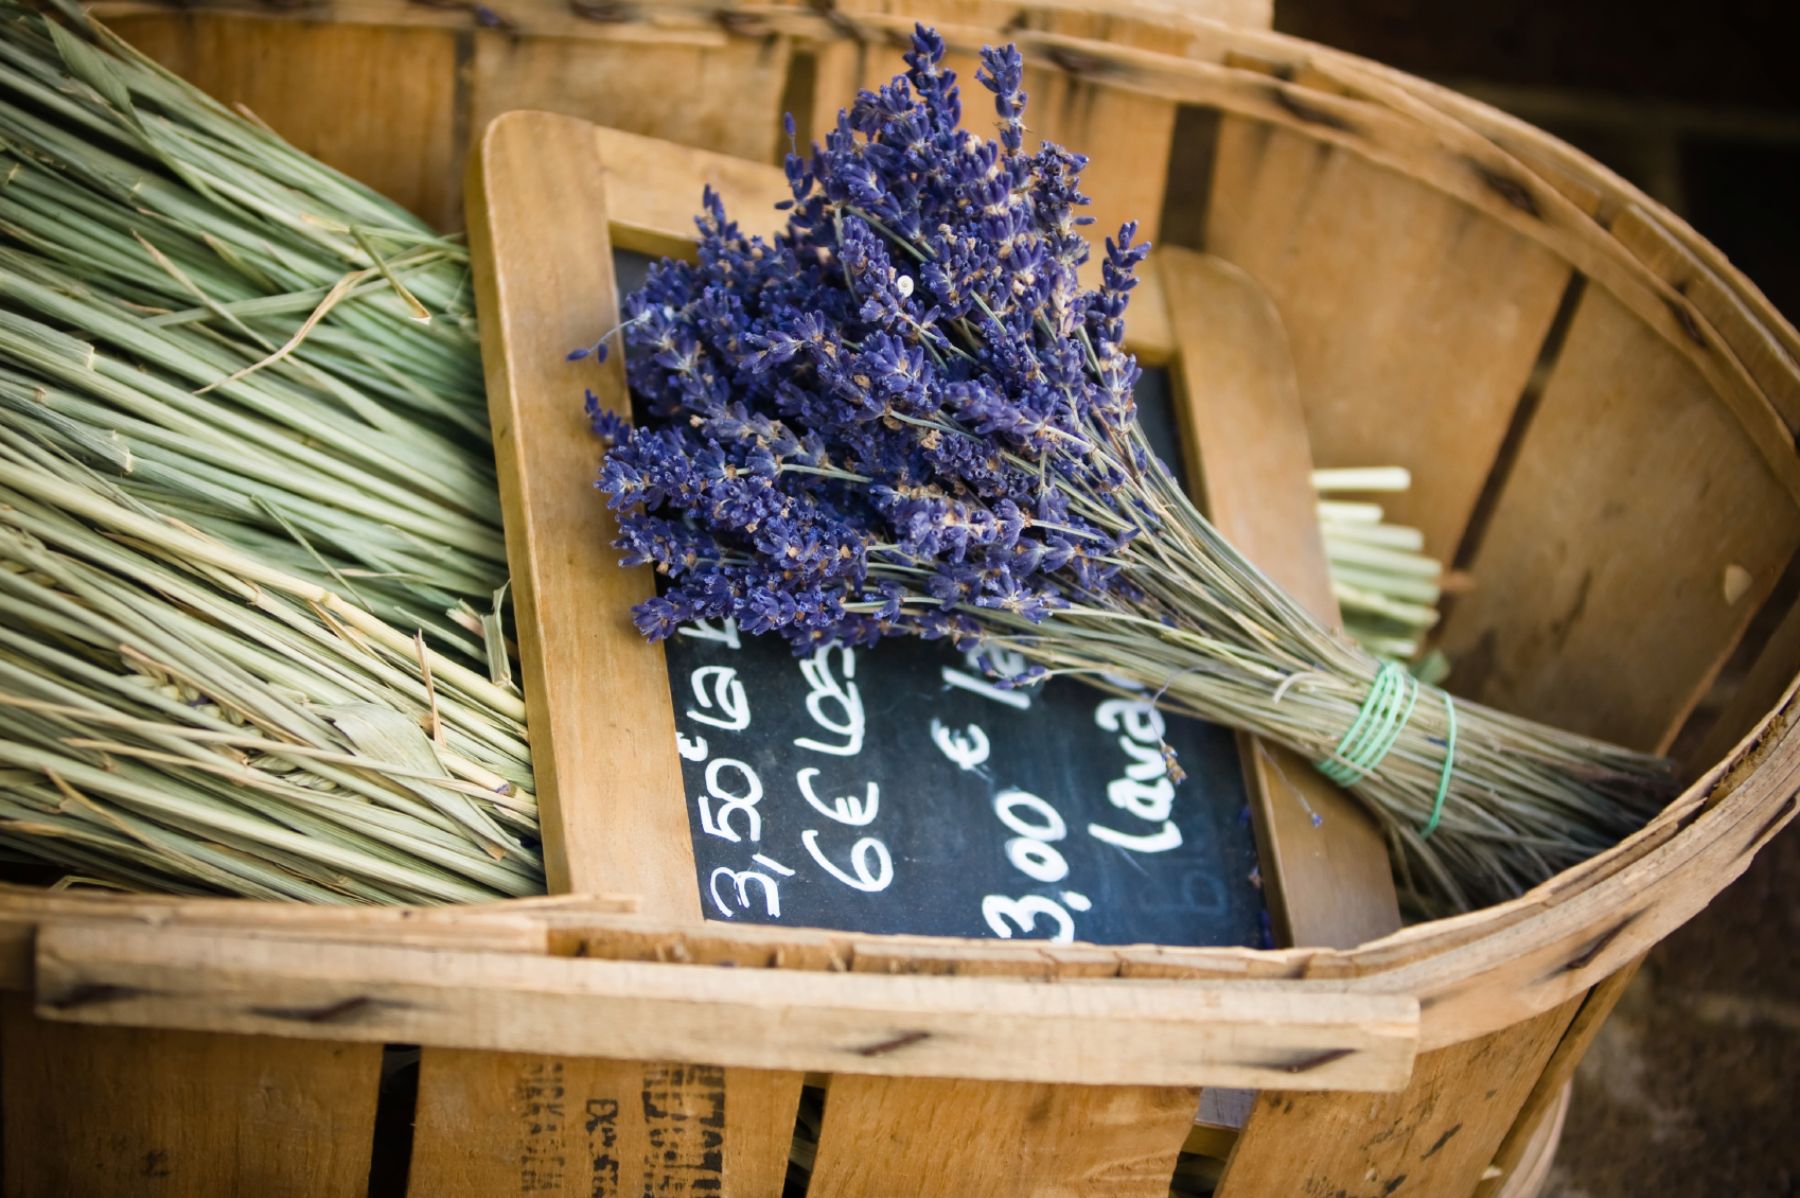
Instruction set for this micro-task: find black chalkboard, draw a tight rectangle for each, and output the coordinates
[615,251,1268,949]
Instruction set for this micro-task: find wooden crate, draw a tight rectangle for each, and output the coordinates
[5,2,1798,1196]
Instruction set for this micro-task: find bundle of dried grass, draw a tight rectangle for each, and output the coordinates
[0,2,539,901]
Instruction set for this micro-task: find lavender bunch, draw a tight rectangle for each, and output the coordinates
[588,27,1671,911]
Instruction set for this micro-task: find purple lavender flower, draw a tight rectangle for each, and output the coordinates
[591,24,1153,654]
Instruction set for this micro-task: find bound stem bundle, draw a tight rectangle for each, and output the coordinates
[0,2,538,900]
[1313,468,1447,667]
[594,27,1672,910]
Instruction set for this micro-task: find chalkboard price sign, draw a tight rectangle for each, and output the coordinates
[666,621,1268,948]
[610,249,1267,949]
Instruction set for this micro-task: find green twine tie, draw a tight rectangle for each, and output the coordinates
[1314,662,1458,839]
[1420,688,1457,840]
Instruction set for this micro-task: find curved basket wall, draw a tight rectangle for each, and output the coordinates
[6,3,1797,1196]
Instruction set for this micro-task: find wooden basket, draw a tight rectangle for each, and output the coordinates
[6,2,1798,1196]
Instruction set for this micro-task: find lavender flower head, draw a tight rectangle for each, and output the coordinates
[592,25,1154,655]
[583,26,1675,912]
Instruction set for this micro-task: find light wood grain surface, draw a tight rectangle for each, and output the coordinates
[466,109,699,911]
[1214,993,1582,1197]
[593,125,792,259]
[1,994,379,1198]
[809,1076,1201,1198]
[806,903,1208,1196]
[1205,119,1573,563]
[34,920,1421,1090]
[408,1049,801,1198]
[471,34,790,167]
[1162,246,1402,951]
[1691,594,1800,778]
[105,14,461,229]
[1474,956,1645,1198]
[1437,285,1800,754]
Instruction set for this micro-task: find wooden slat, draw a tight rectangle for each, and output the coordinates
[0,890,639,990]
[593,126,791,259]
[793,38,864,152]
[1437,286,1800,753]
[105,14,459,229]
[467,28,792,171]
[1029,73,1175,281]
[1214,991,1582,1198]
[1363,56,1800,404]
[1162,246,1401,949]
[1690,591,1800,776]
[33,921,1422,1091]
[466,109,697,909]
[1124,257,1177,365]
[427,109,801,1197]
[808,1076,1199,1197]
[408,1051,799,1198]
[1204,119,1574,562]
[1474,956,1645,1198]
[0,905,543,992]
[1,993,378,1198]
[806,916,1199,1196]
[13,743,1791,1074]
[1610,204,1800,433]
[1493,1078,1570,1198]
[1163,251,1337,620]
[1009,1,1279,274]
[832,0,1271,43]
